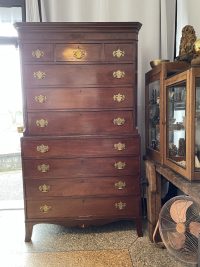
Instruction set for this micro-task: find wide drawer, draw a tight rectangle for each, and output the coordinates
[26,196,141,219]
[24,176,140,198]
[26,87,134,110]
[21,43,135,63]
[23,64,135,86]
[21,135,140,158]
[26,110,136,136]
[22,156,140,179]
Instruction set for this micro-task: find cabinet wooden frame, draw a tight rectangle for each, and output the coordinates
[145,62,189,164]
[163,67,200,181]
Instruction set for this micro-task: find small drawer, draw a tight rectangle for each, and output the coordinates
[55,43,103,61]
[26,110,136,136]
[21,135,140,158]
[26,196,141,219]
[24,176,140,198]
[104,43,136,62]
[26,87,134,110]
[21,44,53,62]
[22,156,140,179]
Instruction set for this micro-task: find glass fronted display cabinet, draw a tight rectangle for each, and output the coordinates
[164,67,200,181]
[145,62,189,164]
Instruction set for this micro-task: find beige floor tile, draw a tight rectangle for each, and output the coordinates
[1,250,132,267]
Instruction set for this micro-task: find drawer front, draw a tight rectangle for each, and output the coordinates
[22,156,140,179]
[55,43,102,61]
[26,196,141,219]
[26,87,134,110]
[104,43,136,62]
[22,44,53,62]
[21,136,140,158]
[26,111,136,135]
[24,64,135,86]
[25,176,140,198]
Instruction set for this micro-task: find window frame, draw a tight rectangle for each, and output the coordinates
[0,0,26,46]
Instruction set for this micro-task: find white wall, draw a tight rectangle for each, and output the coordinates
[177,0,200,55]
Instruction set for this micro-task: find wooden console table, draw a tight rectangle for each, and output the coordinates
[145,159,200,242]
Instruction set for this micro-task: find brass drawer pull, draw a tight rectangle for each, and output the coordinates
[115,202,126,210]
[113,117,125,126]
[33,71,46,80]
[39,184,50,193]
[32,49,44,59]
[113,93,125,103]
[37,164,50,173]
[113,49,125,58]
[36,119,48,128]
[113,70,125,79]
[17,126,25,133]
[115,181,126,190]
[114,142,126,151]
[114,161,126,170]
[73,47,86,59]
[35,95,47,103]
[40,204,51,213]
[37,144,49,153]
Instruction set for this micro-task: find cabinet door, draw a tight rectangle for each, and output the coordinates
[166,81,186,168]
[147,80,160,152]
[195,77,200,171]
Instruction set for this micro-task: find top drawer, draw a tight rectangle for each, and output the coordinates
[21,43,136,63]
[21,44,54,62]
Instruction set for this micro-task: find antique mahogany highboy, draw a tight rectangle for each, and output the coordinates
[15,22,142,241]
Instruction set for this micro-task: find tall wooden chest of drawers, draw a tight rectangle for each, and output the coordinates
[15,22,142,242]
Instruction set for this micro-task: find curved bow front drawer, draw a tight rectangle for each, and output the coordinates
[26,110,136,135]
[24,64,135,86]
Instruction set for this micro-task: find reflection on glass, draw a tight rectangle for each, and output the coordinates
[148,80,160,151]
[195,78,200,170]
[167,82,186,168]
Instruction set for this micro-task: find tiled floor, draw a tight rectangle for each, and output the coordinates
[0,171,194,266]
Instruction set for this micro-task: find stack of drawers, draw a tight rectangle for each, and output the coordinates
[15,22,142,242]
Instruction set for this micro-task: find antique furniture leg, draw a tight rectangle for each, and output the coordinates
[145,160,162,242]
[25,222,33,242]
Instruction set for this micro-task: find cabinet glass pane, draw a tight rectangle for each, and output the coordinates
[167,82,186,168]
[148,80,160,151]
[195,78,200,171]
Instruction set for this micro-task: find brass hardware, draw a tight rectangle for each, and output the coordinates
[33,71,46,80]
[17,126,25,133]
[114,142,126,151]
[73,47,86,59]
[37,164,50,173]
[113,49,125,58]
[115,202,126,210]
[113,118,125,126]
[35,95,47,103]
[32,49,44,59]
[37,144,49,153]
[114,161,126,170]
[115,181,126,190]
[81,224,85,228]
[40,204,51,213]
[39,184,50,193]
[113,93,125,103]
[36,119,48,128]
[113,70,125,79]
